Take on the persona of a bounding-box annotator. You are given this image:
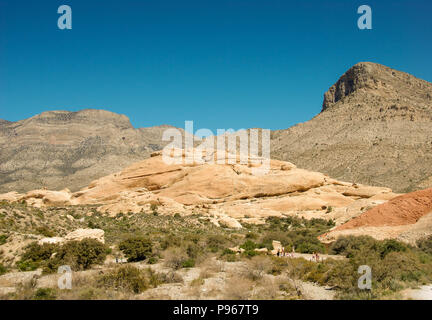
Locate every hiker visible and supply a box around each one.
[277,250,280,257]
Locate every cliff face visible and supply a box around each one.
[0,109,180,193]
[271,62,432,193]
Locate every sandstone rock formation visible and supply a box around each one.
[1,149,396,228]
[320,187,432,244]
[64,228,105,244]
[271,62,432,193]
[0,109,186,193]
[38,228,105,245]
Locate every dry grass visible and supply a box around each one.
[222,276,253,300]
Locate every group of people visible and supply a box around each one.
[311,252,321,262]
[276,247,295,258]
[275,247,322,263]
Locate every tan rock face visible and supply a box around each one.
[0,149,396,229]
[37,229,105,246]
[38,237,65,245]
[64,229,105,244]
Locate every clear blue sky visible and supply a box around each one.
[1,0,431,131]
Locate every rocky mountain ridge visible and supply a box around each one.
[0,109,183,193]
[271,62,432,193]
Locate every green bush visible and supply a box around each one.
[17,243,58,271]
[33,288,57,300]
[220,248,237,262]
[181,258,195,268]
[240,240,258,251]
[206,234,228,252]
[0,234,8,245]
[324,236,432,298]
[119,237,152,262]
[97,265,148,294]
[47,239,108,271]
[330,235,379,257]
[379,239,407,258]
[35,226,55,237]
[147,256,158,264]
[417,235,432,255]
[0,263,7,275]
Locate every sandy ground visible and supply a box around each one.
[402,285,432,300]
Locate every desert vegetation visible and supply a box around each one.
[1,200,432,300]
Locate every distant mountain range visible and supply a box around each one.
[1,62,431,193]
[0,109,183,193]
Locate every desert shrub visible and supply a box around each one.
[160,234,181,250]
[46,239,107,271]
[119,236,152,262]
[330,235,379,257]
[240,240,259,251]
[324,236,432,298]
[330,236,407,259]
[35,226,55,237]
[206,234,228,252]
[182,258,195,268]
[163,247,189,270]
[379,239,407,258]
[239,240,261,257]
[0,234,8,245]
[33,288,57,300]
[186,242,201,259]
[87,221,100,229]
[17,242,58,271]
[97,265,148,294]
[0,263,7,275]
[245,232,258,240]
[220,248,238,262]
[244,256,270,280]
[260,227,326,254]
[417,235,432,255]
[223,277,253,299]
[150,204,158,214]
[295,240,325,254]
[157,270,183,284]
[268,256,289,275]
[265,216,334,233]
[147,256,158,264]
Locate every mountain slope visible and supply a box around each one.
[0,109,183,193]
[271,62,432,193]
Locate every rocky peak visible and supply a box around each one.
[321,62,432,113]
